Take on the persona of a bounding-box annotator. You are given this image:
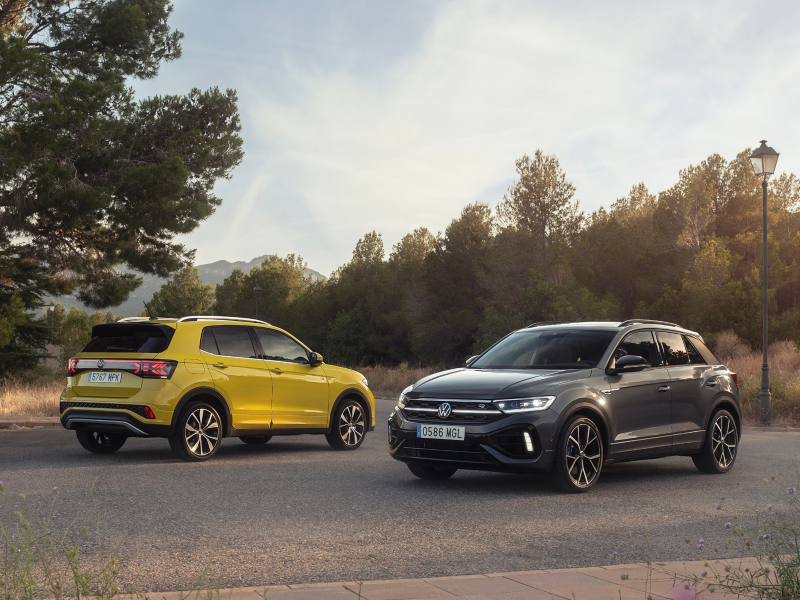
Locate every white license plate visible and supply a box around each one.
[87,372,122,384]
[417,424,465,441]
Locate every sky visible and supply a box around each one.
[134,0,800,276]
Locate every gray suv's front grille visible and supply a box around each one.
[402,399,505,424]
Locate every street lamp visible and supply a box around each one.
[253,285,262,320]
[749,140,780,425]
[47,301,55,329]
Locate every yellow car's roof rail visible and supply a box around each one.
[176,316,272,325]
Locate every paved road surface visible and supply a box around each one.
[1,399,798,592]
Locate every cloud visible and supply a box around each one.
[173,0,800,274]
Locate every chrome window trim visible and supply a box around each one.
[200,349,262,361]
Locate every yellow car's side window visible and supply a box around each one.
[253,329,308,363]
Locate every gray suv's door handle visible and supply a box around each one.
[657,385,670,392]
[706,379,718,387]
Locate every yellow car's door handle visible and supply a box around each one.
[213,362,228,369]
[270,367,283,374]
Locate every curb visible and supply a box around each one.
[743,425,800,433]
[117,559,757,600]
[0,416,60,429]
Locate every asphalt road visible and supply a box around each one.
[2,398,799,592]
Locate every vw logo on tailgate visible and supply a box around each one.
[97,359,105,368]
[437,403,452,418]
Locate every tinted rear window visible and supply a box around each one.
[209,326,258,358]
[686,337,719,365]
[83,324,173,353]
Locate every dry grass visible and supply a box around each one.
[715,332,800,426]
[0,376,62,417]
[360,363,437,399]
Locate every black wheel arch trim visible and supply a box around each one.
[704,395,742,434]
[331,388,373,432]
[552,400,612,456]
[171,387,234,437]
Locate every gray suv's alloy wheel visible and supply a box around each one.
[326,399,366,450]
[549,415,604,493]
[693,409,738,474]
[169,402,222,462]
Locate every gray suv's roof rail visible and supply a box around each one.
[618,319,681,328]
[177,316,272,325]
[525,321,568,328]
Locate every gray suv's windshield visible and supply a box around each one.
[471,329,617,369]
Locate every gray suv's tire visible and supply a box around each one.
[549,415,604,493]
[169,402,222,462]
[76,430,127,454]
[692,409,738,474]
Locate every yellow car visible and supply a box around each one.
[59,316,375,461]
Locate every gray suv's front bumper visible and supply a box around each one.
[388,407,556,473]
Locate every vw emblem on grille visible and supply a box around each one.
[97,359,105,368]
[437,403,452,418]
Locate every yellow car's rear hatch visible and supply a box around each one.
[70,322,177,399]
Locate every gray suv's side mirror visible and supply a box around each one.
[466,355,479,366]
[309,352,324,366]
[606,355,647,376]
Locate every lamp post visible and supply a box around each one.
[749,140,780,425]
[253,285,262,320]
[48,301,55,329]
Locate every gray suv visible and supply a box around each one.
[388,320,740,493]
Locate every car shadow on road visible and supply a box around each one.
[387,458,707,497]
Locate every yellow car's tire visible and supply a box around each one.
[76,430,126,454]
[169,402,222,462]
[325,399,367,450]
[239,435,272,445]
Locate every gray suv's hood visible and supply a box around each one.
[410,367,590,399]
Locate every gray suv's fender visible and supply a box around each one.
[541,380,613,457]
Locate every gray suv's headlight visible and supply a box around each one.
[398,385,413,409]
[493,396,556,413]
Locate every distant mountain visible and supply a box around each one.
[46,255,326,317]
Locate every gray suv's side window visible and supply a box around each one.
[253,328,308,363]
[614,330,660,367]
[209,326,259,359]
[685,336,718,365]
[682,336,706,365]
[657,332,689,365]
